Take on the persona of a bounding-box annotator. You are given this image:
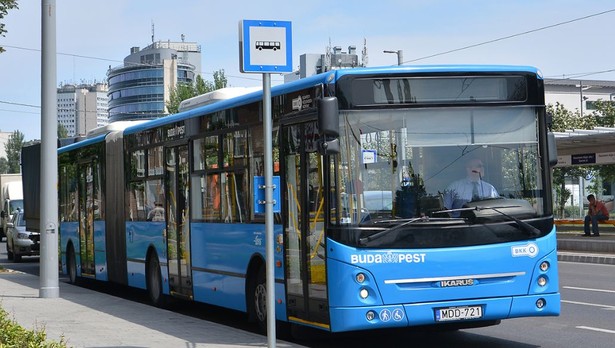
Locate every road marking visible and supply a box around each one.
[564,286,615,294]
[576,326,615,334]
[562,300,615,310]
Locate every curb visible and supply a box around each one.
[557,251,615,265]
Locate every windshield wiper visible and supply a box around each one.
[435,205,540,237]
[359,217,428,246]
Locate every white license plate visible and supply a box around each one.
[435,305,483,322]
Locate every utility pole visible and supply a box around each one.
[40,0,59,298]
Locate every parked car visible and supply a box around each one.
[5,210,40,262]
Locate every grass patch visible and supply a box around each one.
[0,305,68,347]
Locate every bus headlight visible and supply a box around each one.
[539,261,550,272]
[359,288,369,299]
[356,273,366,284]
[366,310,376,321]
[537,275,547,287]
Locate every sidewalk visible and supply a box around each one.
[556,228,615,265]
[0,271,302,348]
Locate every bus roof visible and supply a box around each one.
[123,71,334,136]
[58,133,107,154]
[178,87,262,112]
[85,120,149,139]
[122,64,542,136]
[334,64,542,79]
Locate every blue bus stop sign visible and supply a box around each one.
[239,19,292,73]
[253,176,281,213]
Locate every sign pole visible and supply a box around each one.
[239,20,291,347]
[262,72,276,347]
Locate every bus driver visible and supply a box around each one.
[444,158,499,216]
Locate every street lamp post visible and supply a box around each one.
[383,50,403,66]
[577,81,591,117]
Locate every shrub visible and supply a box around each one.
[0,305,67,347]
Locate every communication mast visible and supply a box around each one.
[362,38,368,67]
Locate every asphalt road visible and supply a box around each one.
[1,242,613,348]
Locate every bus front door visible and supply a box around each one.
[165,145,193,300]
[283,122,330,329]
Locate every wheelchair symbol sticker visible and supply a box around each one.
[392,308,405,321]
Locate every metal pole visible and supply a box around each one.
[580,81,584,117]
[40,0,59,298]
[262,73,276,347]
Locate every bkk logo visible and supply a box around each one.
[511,242,539,258]
[350,252,426,264]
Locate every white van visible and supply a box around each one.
[1,181,24,238]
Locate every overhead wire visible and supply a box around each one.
[402,8,615,65]
[1,8,615,112]
[0,44,279,83]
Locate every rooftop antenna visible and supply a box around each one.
[181,34,185,42]
[151,21,155,43]
[324,37,332,71]
[362,38,368,67]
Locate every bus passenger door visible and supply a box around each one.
[77,161,98,278]
[283,122,330,329]
[165,145,193,299]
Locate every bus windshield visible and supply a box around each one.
[333,105,546,247]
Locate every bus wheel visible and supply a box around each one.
[147,252,165,307]
[250,265,267,333]
[67,244,77,284]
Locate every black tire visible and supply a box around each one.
[146,252,166,307]
[6,241,13,260]
[249,265,267,333]
[13,247,21,263]
[67,244,77,284]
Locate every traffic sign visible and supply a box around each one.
[239,19,292,73]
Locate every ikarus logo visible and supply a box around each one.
[511,242,539,258]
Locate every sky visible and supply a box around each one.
[1,0,615,141]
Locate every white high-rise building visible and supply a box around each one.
[57,83,109,137]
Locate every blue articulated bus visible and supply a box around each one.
[58,65,560,333]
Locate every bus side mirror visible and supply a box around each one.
[318,97,339,155]
[318,97,339,137]
[547,132,558,167]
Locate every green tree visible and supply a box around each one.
[0,157,8,174]
[585,100,615,184]
[195,75,211,95]
[58,124,68,139]
[547,99,615,216]
[0,0,18,54]
[547,102,595,131]
[547,102,595,217]
[589,99,615,127]
[166,70,228,114]
[4,130,24,173]
[167,83,198,114]
[213,69,228,90]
